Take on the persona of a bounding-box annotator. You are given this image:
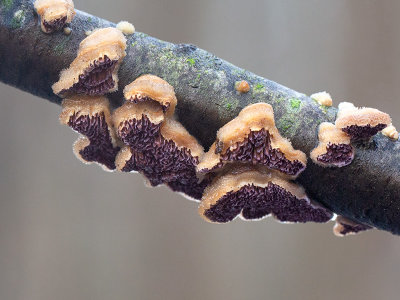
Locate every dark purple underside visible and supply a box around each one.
[342,124,387,141]
[338,221,372,236]
[204,183,332,223]
[216,129,305,176]
[118,115,207,200]
[317,143,354,167]
[61,56,117,96]
[68,112,120,170]
[43,16,67,32]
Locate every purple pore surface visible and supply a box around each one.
[43,16,68,32]
[342,124,387,141]
[68,112,120,170]
[117,115,206,200]
[203,183,332,223]
[219,129,305,176]
[61,56,118,96]
[317,143,354,167]
[337,219,372,236]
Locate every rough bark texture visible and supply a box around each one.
[1,0,400,235]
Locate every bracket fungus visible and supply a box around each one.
[116,21,135,35]
[235,80,250,94]
[333,216,372,237]
[59,96,120,171]
[197,103,307,178]
[123,75,177,116]
[199,166,333,223]
[310,91,333,107]
[382,124,399,140]
[197,103,332,224]
[34,0,75,33]
[52,27,127,97]
[335,102,391,141]
[113,76,206,200]
[310,122,354,168]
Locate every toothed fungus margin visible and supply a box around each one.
[34,0,75,33]
[52,27,127,97]
[59,95,121,171]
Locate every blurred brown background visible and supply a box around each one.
[1,0,400,299]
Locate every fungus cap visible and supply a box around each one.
[116,21,135,35]
[382,124,399,140]
[197,103,307,178]
[34,0,75,33]
[199,166,333,223]
[123,75,178,116]
[310,91,333,107]
[310,122,354,168]
[333,216,372,237]
[235,80,250,94]
[60,96,120,171]
[335,102,391,141]
[52,27,127,97]
[113,101,206,200]
[113,101,165,129]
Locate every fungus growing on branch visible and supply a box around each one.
[52,27,127,97]
[116,21,135,35]
[123,75,177,116]
[310,122,354,168]
[199,166,333,223]
[235,80,250,94]
[113,102,165,152]
[335,102,391,141]
[34,0,75,33]
[113,88,207,200]
[310,91,333,107]
[197,103,307,178]
[59,96,120,171]
[382,124,399,140]
[333,216,372,237]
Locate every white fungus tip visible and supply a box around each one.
[63,27,72,35]
[382,124,399,140]
[116,21,135,35]
[310,91,333,107]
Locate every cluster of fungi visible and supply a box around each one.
[34,0,399,237]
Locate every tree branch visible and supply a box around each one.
[1,0,400,235]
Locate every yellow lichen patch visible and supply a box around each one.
[310,122,354,168]
[123,75,177,116]
[382,124,399,140]
[116,21,135,35]
[34,0,75,33]
[310,91,332,107]
[52,27,127,97]
[197,103,307,178]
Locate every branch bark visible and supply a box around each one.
[1,0,400,235]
